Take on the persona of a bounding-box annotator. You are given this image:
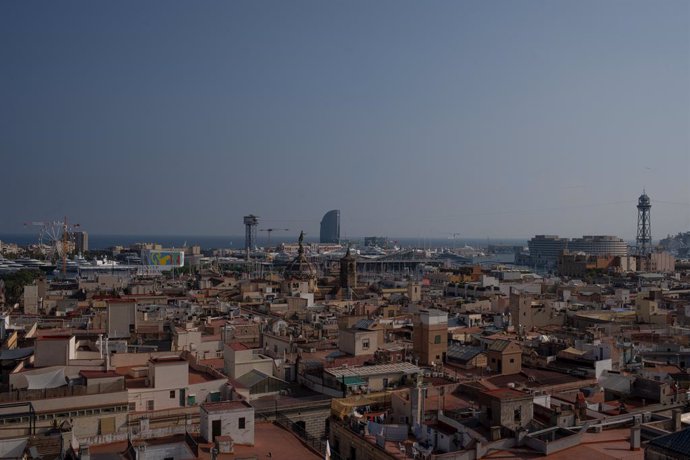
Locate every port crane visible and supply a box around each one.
[259,228,289,248]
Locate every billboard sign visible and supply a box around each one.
[142,250,184,268]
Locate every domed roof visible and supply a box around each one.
[638,191,651,206]
[284,231,316,279]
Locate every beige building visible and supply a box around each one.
[325,362,420,395]
[509,291,565,332]
[223,343,273,379]
[33,335,76,368]
[107,300,136,338]
[112,354,227,412]
[407,282,422,302]
[486,339,522,375]
[413,309,448,366]
[200,400,255,445]
[338,328,378,356]
[479,388,534,431]
[646,252,675,273]
[22,284,39,314]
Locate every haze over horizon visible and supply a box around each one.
[2,1,689,240]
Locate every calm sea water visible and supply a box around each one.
[0,233,527,251]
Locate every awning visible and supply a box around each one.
[0,347,34,360]
[343,376,366,386]
[25,368,66,390]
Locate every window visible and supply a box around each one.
[434,335,441,344]
[170,390,175,398]
[362,339,370,350]
[99,417,116,435]
[128,403,136,411]
[514,408,522,422]
[509,358,515,363]
[239,417,246,429]
[147,400,154,411]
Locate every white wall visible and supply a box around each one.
[135,442,195,460]
[201,407,254,445]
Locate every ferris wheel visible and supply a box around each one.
[25,218,80,268]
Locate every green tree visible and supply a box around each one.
[1,269,42,306]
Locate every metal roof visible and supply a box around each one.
[353,318,376,330]
[235,369,287,388]
[447,345,484,362]
[0,347,33,360]
[648,427,690,456]
[327,362,420,379]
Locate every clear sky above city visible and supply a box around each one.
[2,1,689,240]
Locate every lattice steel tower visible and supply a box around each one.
[636,191,651,256]
[243,215,259,259]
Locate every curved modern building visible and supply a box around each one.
[568,235,628,256]
[320,210,340,244]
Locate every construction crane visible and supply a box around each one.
[259,228,289,248]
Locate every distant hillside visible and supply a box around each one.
[659,232,690,255]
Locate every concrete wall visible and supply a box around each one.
[33,336,75,368]
[288,406,331,439]
[127,366,224,411]
[481,397,533,431]
[108,302,136,338]
[523,429,583,456]
[339,329,377,356]
[0,392,128,440]
[134,442,195,460]
[224,346,273,379]
[173,330,202,351]
[330,421,400,460]
[111,351,178,367]
[263,334,293,358]
[23,285,39,314]
[200,407,254,445]
[150,360,188,389]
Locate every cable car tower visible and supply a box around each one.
[636,191,652,256]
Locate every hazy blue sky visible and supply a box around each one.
[2,1,689,240]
